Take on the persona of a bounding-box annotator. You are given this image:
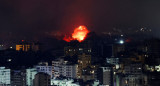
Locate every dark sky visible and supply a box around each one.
[0,0,160,40]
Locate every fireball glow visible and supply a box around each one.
[63,25,89,42]
[72,26,89,42]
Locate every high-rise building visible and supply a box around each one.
[146,39,160,58]
[77,53,91,78]
[52,58,65,77]
[0,67,11,86]
[97,66,113,86]
[59,64,78,79]
[52,58,78,78]
[11,70,26,86]
[33,72,50,86]
[64,41,92,56]
[145,39,160,65]
[26,68,37,86]
[120,63,143,86]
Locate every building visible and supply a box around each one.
[51,78,80,86]
[145,39,160,58]
[97,66,113,86]
[142,39,160,67]
[106,58,120,69]
[81,66,96,82]
[77,53,91,78]
[52,58,78,78]
[26,68,37,86]
[59,64,77,78]
[121,75,143,86]
[11,70,26,86]
[64,46,91,56]
[33,72,50,86]
[52,58,64,77]
[64,46,77,56]
[92,80,100,86]
[0,67,11,86]
[64,41,92,56]
[106,58,119,65]
[124,63,142,75]
[35,65,52,78]
[121,63,143,86]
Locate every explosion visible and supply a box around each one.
[63,25,89,42]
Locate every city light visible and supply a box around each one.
[119,40,124,44]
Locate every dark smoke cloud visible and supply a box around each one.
[0,0,160,40]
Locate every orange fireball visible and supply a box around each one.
[72,26,89,42]
[63,25,89,42]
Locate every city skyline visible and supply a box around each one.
[1,0,160,86]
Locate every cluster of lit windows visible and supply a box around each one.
[0,67,11,85]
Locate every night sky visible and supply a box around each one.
[0,0,160,40]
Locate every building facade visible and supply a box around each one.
[26,68,37,86]
[0,67,11,86]
[33,72,50,86]
[97,67,113,86]
[77,53,91,78]
[11,70,26,86]
[35,66,52,78]
[52,58,78,78]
